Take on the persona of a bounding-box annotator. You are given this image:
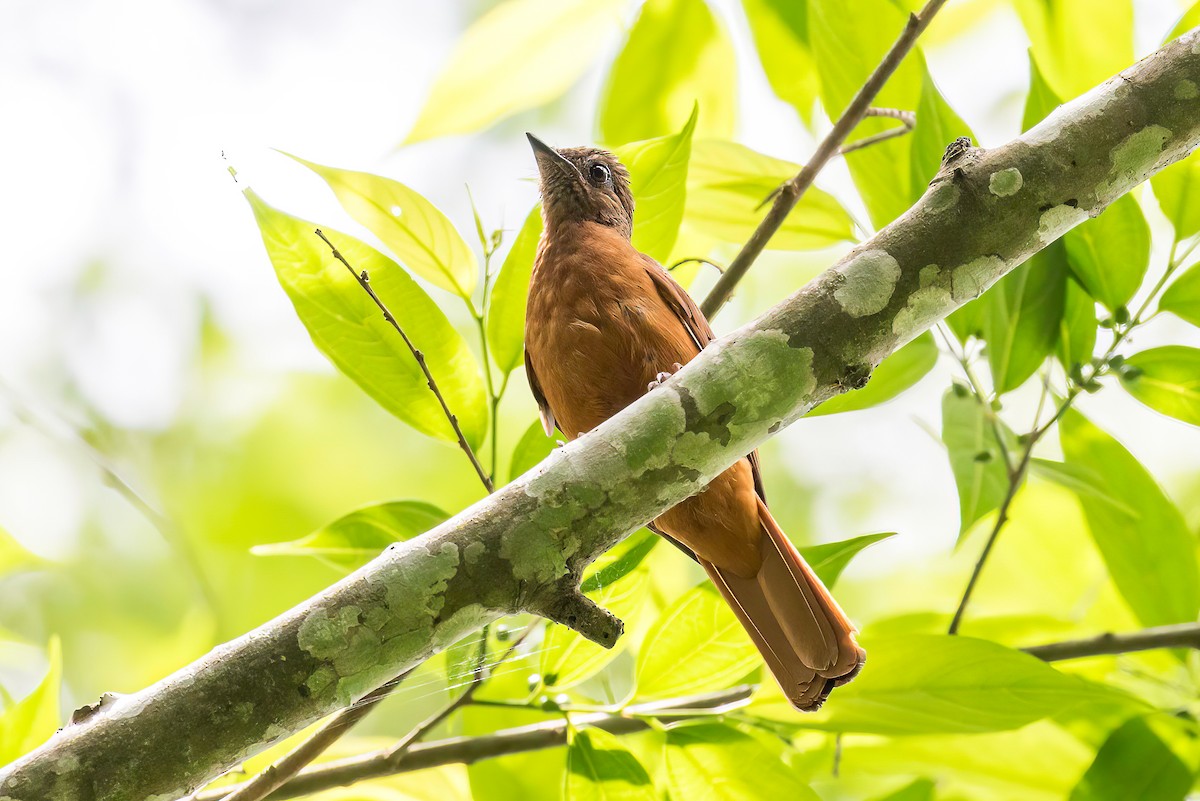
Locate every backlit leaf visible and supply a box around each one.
[1056,274,1099,371]
[942,387,1012,540]
[1069,717,1190,801]
[509,418,557,482]
[1160,262,1200,328]
[0,638,61,764]
[799,532,896,588]
[598,0,736,145]
[1063,192,1150,313]
[405,0,626,143]
[487,207,543,378]
[663,724,820,801]
[0,526,43,577]
[910,58,975,201]
[617,105,697,262]
[1152,151,1200,241]
[566,728,656,801]
[250,500,449,571]
[245,191,489,447]
[287,154,477,297]
[1120,346,1200,425]
[808,333,937,416]
[983,253,1066,394]
[743,0,820,124]
[1013,0,1134,99]
[1060,409,1200,627]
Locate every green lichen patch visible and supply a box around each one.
[951,255,1006,302]
[501,518,581,584]
[925,181,960,213]
[1176,80,1199,100]
[1038,204,1088,243]
[988,168,1023,197]
[833,249,902,317]
[919,265,941,288]
[892,286,954,341]
[1097,125,1172,196]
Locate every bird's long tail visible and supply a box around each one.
[701,497,865,710]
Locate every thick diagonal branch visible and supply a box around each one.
[4,28,1200,801]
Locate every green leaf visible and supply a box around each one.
[1152,152,1200,241]
[1167,1,1200,42]
[250,500,448,571]
[1029,459,1139,518]
[1057,274,1098,371]
[679,140,854,253]
[941,387,1012,540]
[404,0,626,143]
[808,333,937,416]
[742,0,820,124]
[0,526,42,576]
[542,545,650,689]
[581,530,659,594]
[598,0,736,145]
[0,638,61,764]
[508,418,557,482]
[799,532,896,588]
[909,58,975,202]
[872,779,935,801]
[1023,52,1064,131]
[1120,346,1200,425]
[1160,261,1200,327]
[565,728,656,801]
[616,106,697,262]
[636,584,759,700]
[810,0,920,228]
[663,724,820,801]
[286,154,477,297]
[803,634,1125,735]
[1013,0,1134,99]
[1069,717,1191,801]
[1063,192,1150,313]
[1060,409,1200,627]
[245,191,488,447]
[487,208,543,378]
[982,252,1067,394]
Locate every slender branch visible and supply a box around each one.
[315,229,494,493]
[700,0,949,319]
[1022,623,1200,662]
[837,107,916,156]
[193,687,754,801]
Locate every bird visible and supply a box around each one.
[522,134,865,710]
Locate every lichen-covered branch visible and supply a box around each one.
[4,29,1200,801]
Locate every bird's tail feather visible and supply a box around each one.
[702,497,864,711]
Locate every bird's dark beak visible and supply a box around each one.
[527,133,581,182]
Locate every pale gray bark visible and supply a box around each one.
[3,28,1200,801]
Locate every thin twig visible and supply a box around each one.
[194,687,754,801]
[1022,622,1200,661]
[700,0,950,319]
[837,107,916,155]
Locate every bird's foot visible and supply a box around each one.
[647,363,684,392]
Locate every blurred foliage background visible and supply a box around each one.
[5,0,1200,799]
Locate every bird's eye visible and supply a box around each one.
[587,162,610,184]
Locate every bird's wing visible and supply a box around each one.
[641,256,767,504]
[524,348,557,437]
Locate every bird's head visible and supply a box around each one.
[527,134,634,238]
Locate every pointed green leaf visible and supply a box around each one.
[799,532,896,588]
[616,106,697,262]
[743,0,820,124]
[250,500,449,571]
[1160,261,1200,327]
[679,140,854,252]
[1063,194,1150,313]
[1152,152,1200,241]
[286,154,477,297]
[635,584,759,700]
[1029,459,1139,518]
[598,0,736,145]
[1024,52,1064,132]
[0,638,61,764]
[0,527,43,577]
[486,207,543,378]
[1013,0,1133,99]
[664,724,820,801]
[566,728,656,801]
[810,0,920,228]
[405,0,626,143]
[1057,274,1099,371]
[910,58,976,201]
[802,634,1127,735]
[983,253,1067,395]
[581,530,659,594]
[1060,409,1200,626]
[941,387,1012,539]
[1069,717,1191,801]
[245,190,488,446]
[808,333,937,416]
[872,780,935,801]
[1167,2,1200,43]
[508,418,557,482]
[1120,346,1200,425]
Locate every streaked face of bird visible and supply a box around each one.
[527,134,635,238]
